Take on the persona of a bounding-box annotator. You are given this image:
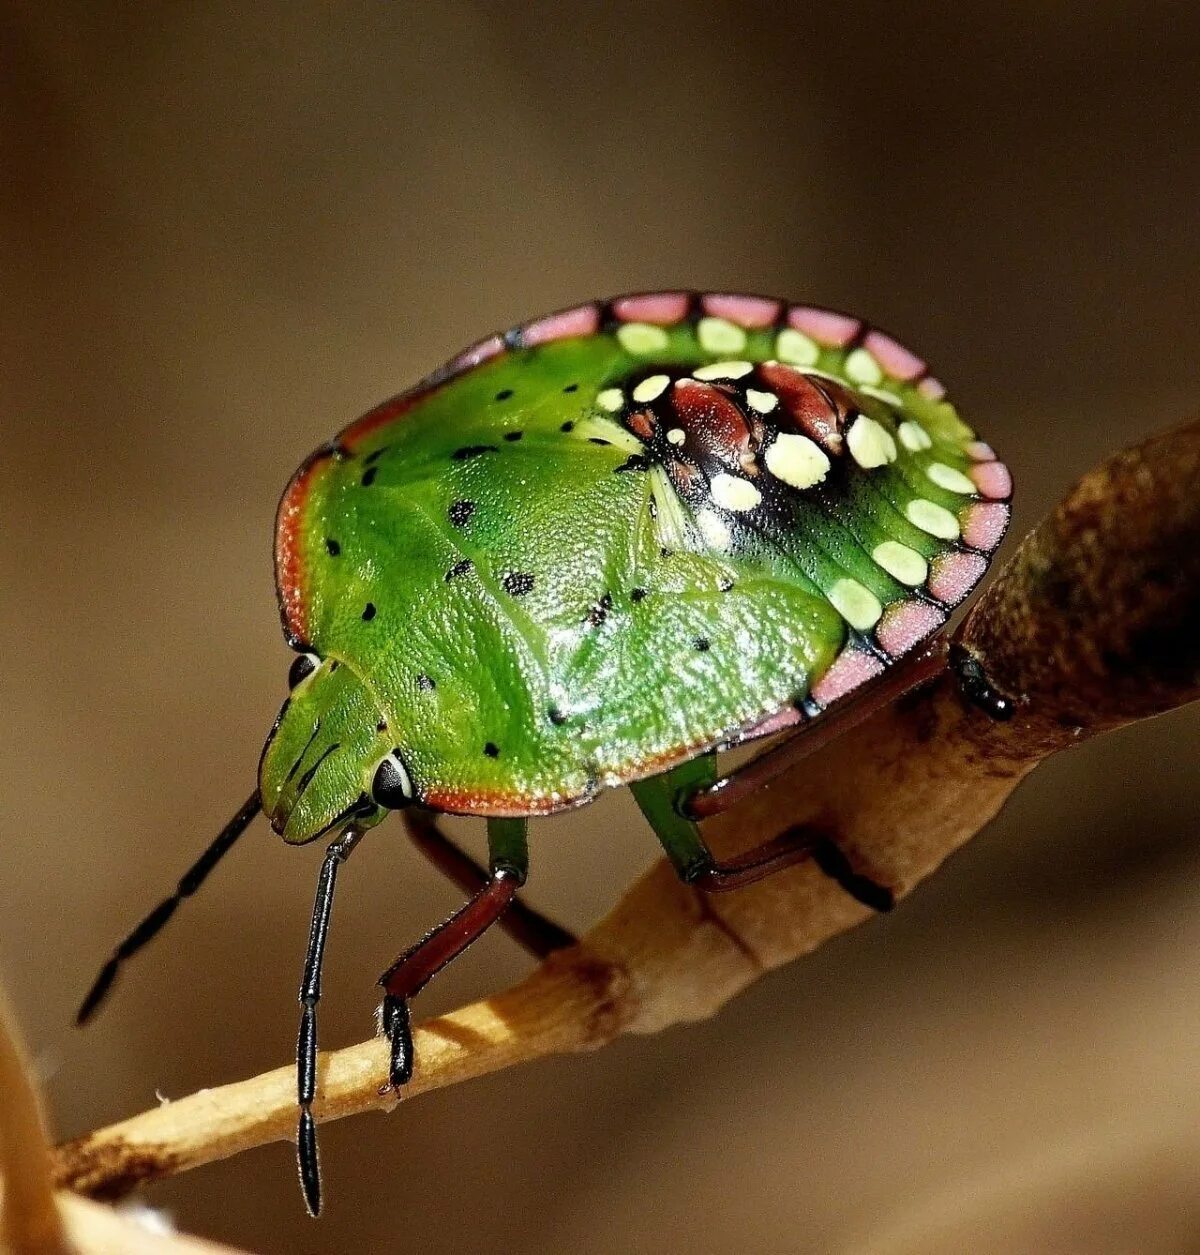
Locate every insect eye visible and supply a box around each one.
[288,652,320,688]
[371,750,414,810]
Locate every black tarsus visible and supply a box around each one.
[76,790,262,1025]
[295,823,366,1218]
[949,642,1016,721]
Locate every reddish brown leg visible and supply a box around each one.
[378,816,529,1090]
[403,810,575,958]
[686,638,948,820]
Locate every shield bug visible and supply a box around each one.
[78,291,1014,1214]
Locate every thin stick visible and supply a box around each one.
[0,986,68,1254]
[52,418,1200,1201]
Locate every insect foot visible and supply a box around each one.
[949,642,1017,722]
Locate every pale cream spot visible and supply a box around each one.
[906,498,961,540]
[666,427,686,446]
[617,322,670,354]
[597,388,625,413]
[710,472,762,512]
[926,461,977,494]
[692,359,753,381]
[775,328,819,366]
[898,420,933,451]
[872,540,928,586]
[844,347,883,385]
[697,317,747,354]
[846,416,898,468]
[745,388,779,414]
[631,374,670,403]
[764,433,830,490]
[828,578,883,631]
[860,384,905,407]
[696,508,732,551]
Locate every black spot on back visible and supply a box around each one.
[502,571,535,597]
[448,499,475,527]
[446,558,473,581]
[563,383,579,393]
[325,538,341,556]
[586,591,614,627]
[504,430,523,442]
[416,674,436,691]
[483,742,500,758]
[452,444,499,461]
[588,437,612,446]
[614,454,651,474]
[494,389,514,401]
[548,706,568,725]
[362,603,377,621]
[560,421,575,433]
[361,467,378,487]
[364,447,390,465]
[694,637,710,651]
[630,587,647,602]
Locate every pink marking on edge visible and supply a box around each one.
[810,648,885,708]
[742,705,804,741]
[611,292,690,325]
[863,330,926,381]
[969,460,1013,501]
[961,501,1010,552]
[701,293,781,328]
[875,600,946,659]
[927,552,987,607]
[521,304,600,346]
[787,306,860,347]
[918,377,946,401]
[446,334,505,375]
[965,440,995,461]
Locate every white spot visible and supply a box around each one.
[764,433,830,490]
[926,461,977,494]
[898,420,932,451]
[846,416,898,468]
[906,498,961,539]
[775,328,819,366]
[710,473,762,512]
[597,388,625,412]
[697,317,747,354]
[872,540,928,586]
[696,508,732,551]
[632,374,670,403]
[844,347,883,385]
[829,578,883,631]
[860,384,905,407]
[666,427,686,445]
[692,359,753,381]
[745,388,779,414]
[617,322,669,354]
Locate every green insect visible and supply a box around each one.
[78,291,1014,1214]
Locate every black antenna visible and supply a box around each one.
[76,790,262,1025]
[296,823,365,1217]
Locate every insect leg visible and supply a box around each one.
[76,790,262,1024]
[378,817,528,1091]
[948,641,1016,721]
[403,810,575,958]
[296,822,367,1218]
[685,639,947,820]
[631,760,893,911]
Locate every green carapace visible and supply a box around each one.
[79,291,1013,1215]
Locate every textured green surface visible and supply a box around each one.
[260,308,998,838]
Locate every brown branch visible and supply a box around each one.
[0,983,250,1253]
[53,418,1200,1201]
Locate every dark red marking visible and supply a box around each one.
[669,379,753,469]
[756,362,854,453]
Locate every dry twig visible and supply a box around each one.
[53,419,1200,1202]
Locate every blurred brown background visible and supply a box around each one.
[2,3,1199,1252]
